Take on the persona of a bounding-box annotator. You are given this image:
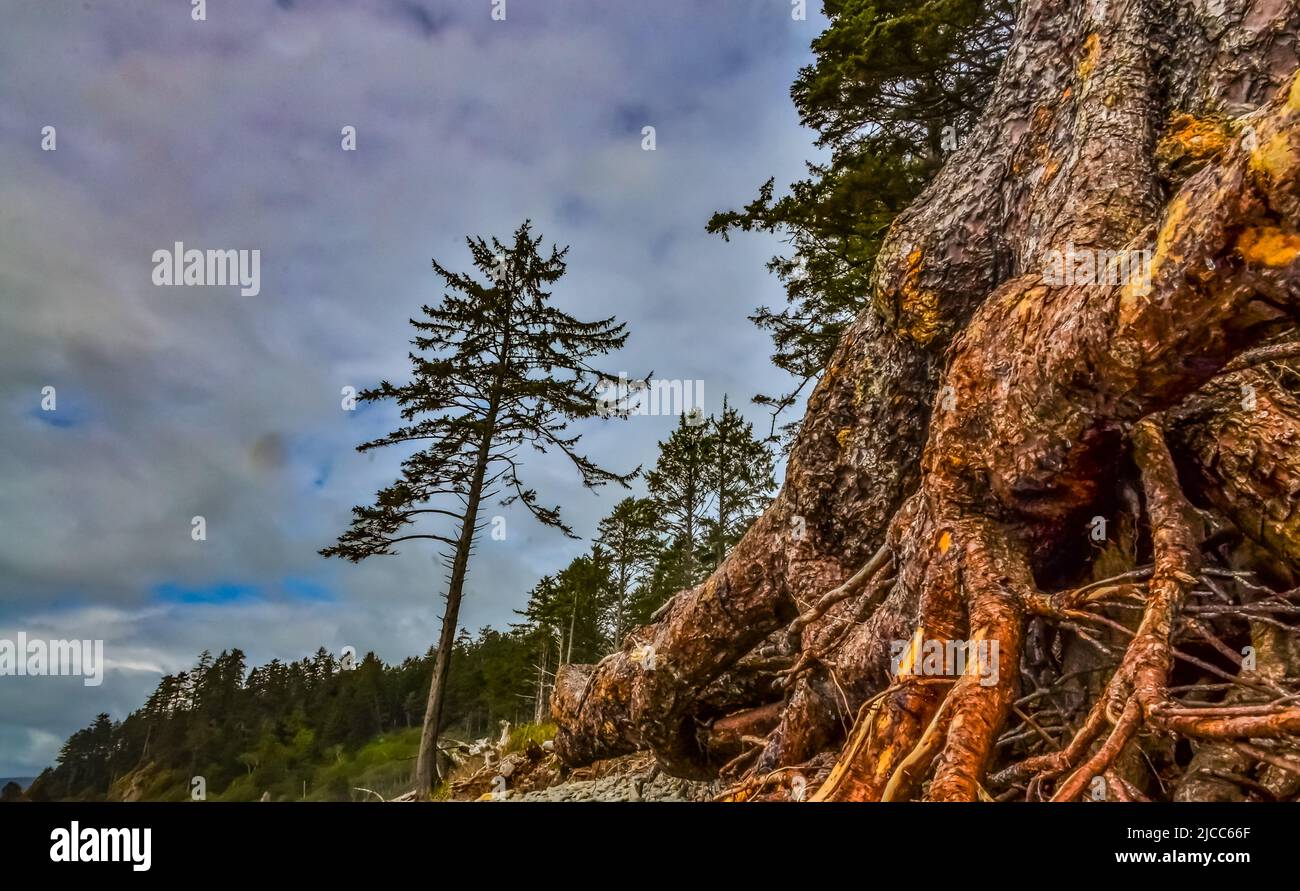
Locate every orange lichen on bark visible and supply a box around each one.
[1156,113,1231,168]
[1126,191,1191,305]
[1237,226,1300,267]
[897,249,943,345]
[1013,105,1058,177]
[1077,33,1100,81]
[1013,286,1046,326]
[820,357,843,389]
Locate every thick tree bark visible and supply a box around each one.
[1170,366,1300,578]
[553,0,1300,800]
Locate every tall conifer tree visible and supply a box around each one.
[703,396,775,567]
[322,221,634,794]
[645,413,710,588]
[594,496,661,644]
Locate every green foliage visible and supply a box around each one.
[625,537,695,627]
[505,722,556,754]
[29,641,533,802]
[646,414,712,587]
[595,496,661,641]
[703,396,776,568]
[516,553,617,667]
[322,219,636,563]
[708,0,1014,437]
[643,403,775,590]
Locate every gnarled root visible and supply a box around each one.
[552,52,1300,798]
[1009,419,1300,801]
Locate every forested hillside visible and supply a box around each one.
[28,401,774,801]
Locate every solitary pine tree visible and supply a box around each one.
[702,396,774,568]
[322,221,634,795]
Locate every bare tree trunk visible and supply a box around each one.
[566,595,577,665]
[533,634,549,725]
[553,0,1300,801]
[413,424,493,793]
[413,315,514,791]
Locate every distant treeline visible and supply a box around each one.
[28,636,546,801]
[31,400,775,801]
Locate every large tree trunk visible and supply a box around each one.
[554,0,1300,800]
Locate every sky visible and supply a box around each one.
[0,0,826,777]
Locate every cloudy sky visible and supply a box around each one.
[0,0,825,777]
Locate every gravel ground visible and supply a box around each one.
[510,768,717,802]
